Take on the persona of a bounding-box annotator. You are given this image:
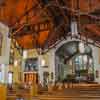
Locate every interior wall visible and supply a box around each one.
[0,23,10,64]
[22,49,55,85]
[21,39,100,84]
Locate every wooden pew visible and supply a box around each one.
[7,83,38,100]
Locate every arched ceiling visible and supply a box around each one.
[0,0,100,49]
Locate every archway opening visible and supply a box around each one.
[55,41,94,83]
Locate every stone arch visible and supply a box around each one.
[54,38,81,53]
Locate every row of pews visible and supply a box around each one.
[7,83,38,100]
[5,83,100,100]
[38,83,100,100]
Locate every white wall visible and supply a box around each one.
[91,46,100,83]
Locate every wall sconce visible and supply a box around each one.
[14,60,18,66]
[41,59,46,66]
[23,50,27,59]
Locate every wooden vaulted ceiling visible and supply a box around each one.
[0,0,100,49]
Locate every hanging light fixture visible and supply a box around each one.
[71,20,78,37]
[78,42,85,53]
[70,0,79,38]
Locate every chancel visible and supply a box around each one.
[0,0,100,100]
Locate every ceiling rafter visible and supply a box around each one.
[0,0,100,49]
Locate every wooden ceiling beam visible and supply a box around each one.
[12,20,51,38]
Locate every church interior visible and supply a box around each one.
[0,0,100,100]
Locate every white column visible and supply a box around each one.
[38,55,43,85]
[49,49,55,83]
